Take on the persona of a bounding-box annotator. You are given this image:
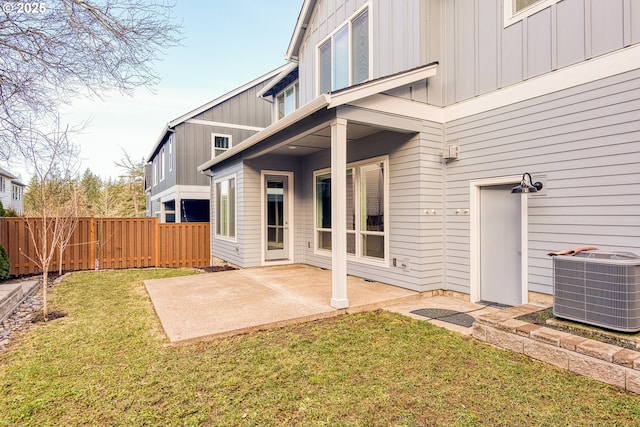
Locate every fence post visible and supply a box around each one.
[154,218,160,268]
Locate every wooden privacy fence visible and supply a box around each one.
[0,217,210,276]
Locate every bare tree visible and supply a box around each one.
[115,148,146,217]
[20,117,81,320]
[0,0,181,160]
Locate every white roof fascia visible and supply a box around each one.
[197,94,330,172]
[146,124,171,163]
[198,63,440,172]
[328,63,438,109]
[169,65,288,127]
[285,0,316,61]
[256,62,299,99]
[146,65,290,163]
[0,166,17,180]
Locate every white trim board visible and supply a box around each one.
[149,185,210,203]
[187,119,265,133]
[438,44,640,124]
[260,170,295,266]
[469,176,529,305]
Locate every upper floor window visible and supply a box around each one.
[153,160,157,186]
[168,134,173,172]
[0,177,4,192]
[212,134,232,158]
[504,0,559,27]
[277,82,299,120]
[318,7,370,94]
[12,185,22,200]
[159,147,165,182]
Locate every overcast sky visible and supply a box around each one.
[28,0,303,181]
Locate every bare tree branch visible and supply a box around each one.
[21,116,82,320]
[0,0,181,160]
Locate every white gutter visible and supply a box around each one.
[197,94,330,172]
[145,65,289,163]
[328,63,438,109]
[256,62,298,100]
[198,63,440,172]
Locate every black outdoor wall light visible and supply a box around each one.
[511,173,544,194]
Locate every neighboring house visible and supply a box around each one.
[145,65,288,222]
[198,0,640,309]
[0,166,24,215]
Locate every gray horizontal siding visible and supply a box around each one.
[298,126,444,292]
[241,155,305,267]
[444,68,640,296]
[210,162,243,266]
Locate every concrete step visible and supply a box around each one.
[0,280,39,322]
[0,284,24,322]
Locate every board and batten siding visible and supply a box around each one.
[443,68,640,296]
[296,0,423,107]
[440,0,640,105]
[175,82,272,187]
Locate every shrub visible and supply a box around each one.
[0,244,10,280]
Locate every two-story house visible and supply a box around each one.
[198,0,640,309]
[0,166,24,215]
[146,65,288,222]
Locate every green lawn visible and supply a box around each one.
[1,269,639,426]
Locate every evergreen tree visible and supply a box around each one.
[0,244,9,280]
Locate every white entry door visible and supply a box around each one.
[265,174,290,261]
[479,184,521,306]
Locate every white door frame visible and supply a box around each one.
[261,170,294,265]
[469,175,529,305]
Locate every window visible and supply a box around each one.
[314,157,387,262]
[153,159,158,186]
[215,175,236,239]
[514,0,541,12]
[0,177,4,192]
[12,185,21,200]
[318,8,369,94]
[159,147,165,181]
[212,134,231,158]
[163,201,176,223]
[504,0,559,27]
[277,82,299,120]
[168,135,173,172]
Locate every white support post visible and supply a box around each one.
[330,118,349,309]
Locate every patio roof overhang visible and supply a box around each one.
[197,62,438,173]
[198,62,438,310]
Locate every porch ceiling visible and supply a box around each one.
[268,122,380,157]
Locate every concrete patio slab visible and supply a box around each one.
[145,264,420,343]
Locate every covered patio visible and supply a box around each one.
[197,63,440,309]
[145,264,500,344]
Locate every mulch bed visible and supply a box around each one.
[200,265,237,273]
[517,307,639,350]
